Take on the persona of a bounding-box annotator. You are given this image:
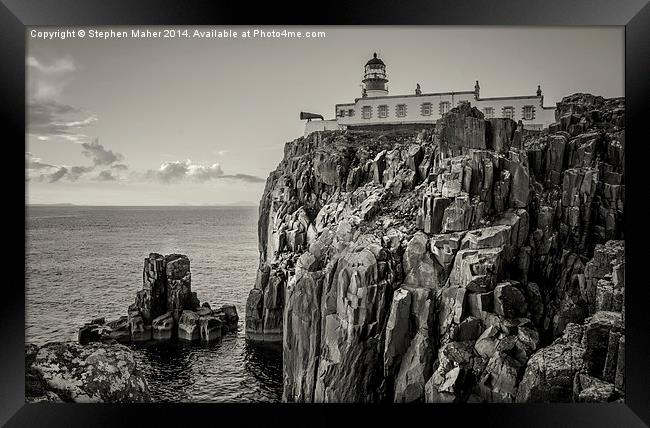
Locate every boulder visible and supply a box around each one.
[26,342,151,403]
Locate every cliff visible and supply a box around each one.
[245,94,625,403]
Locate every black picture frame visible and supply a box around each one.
[2,0,649,426]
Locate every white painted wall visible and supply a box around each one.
[304,119,342,136]
[332,92,557,130]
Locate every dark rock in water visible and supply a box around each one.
[217,304,239,333]
[152,311,175,341]
[80,252,238,347]
[78,323,103,345]
[105,316,131,343]
[129,312,152,342]
[178,310,201,341]
[165,254,193,321]
[25,342,151,403]
[200,315,223,343]
[141,253,167,323]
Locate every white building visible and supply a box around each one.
[305,53,557,135]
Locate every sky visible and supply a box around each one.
[26,26,624,206]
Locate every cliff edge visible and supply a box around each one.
[245,94,625,403]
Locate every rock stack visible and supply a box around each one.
[79,253,239,345]
[245,93,625,403]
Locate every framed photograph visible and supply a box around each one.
[2,0,649,426]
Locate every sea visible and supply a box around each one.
[25,205,283,402]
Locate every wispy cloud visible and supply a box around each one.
[27,55,98,143]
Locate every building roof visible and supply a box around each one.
[365,52,385,66]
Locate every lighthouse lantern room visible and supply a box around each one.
[362,53,389,97]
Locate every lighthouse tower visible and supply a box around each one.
[362,52,389,97]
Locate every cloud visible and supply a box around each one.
[47,167,69,183]
[27,56,98,143]
[27,56,77,101]
[96,170,117,181]
[27,56,76,74]
[111,163,129,170]
[26,152,94,183]
[220,174,265,183]
[25,152,56,170]
[81,139,123,165]
[28,99,97,142]
[146,160,223,183]
[145,159,264,184]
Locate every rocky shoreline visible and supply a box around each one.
[245,93,625,403]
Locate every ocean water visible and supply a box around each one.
[25,205,283,402]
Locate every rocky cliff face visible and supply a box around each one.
[245,94,625,403]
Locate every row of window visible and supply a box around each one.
[340,103,536,120]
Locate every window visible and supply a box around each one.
[439,101,451,115]
[483,107,494,119]
[396,104,407,117]
[348,109,355,117]
[362,106,372,119]
[502,106,514,119]
[378,105,388,118]
[421,102,432,116]
[523,105,535,120]
[338,109,346,117]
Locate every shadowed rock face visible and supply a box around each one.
[246,94,625,403]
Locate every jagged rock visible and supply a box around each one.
[573,374,621,402]
[442,194,473,232]
[475,325,500,358]
[105,317,130,343]
[478,353,521,402]
[140,253,167,323]
[152,312,174,341]
[393,287,436,402]
[217,304,239,333]
[437,103,486,152]
[283,271,324,402]
[165,254,192,320]
[178,310,201,341]
[128,312,151,342]
[199,315,223,343]
[313,240,392,402]
[516,342,585,402]
[580,311,623,377]
[402,232,447,289]
[384,288,412,379]
[425,340,481,403]
[417,195,452,234]
[429,232,464,270]
[450,247,503,292]
[467,291,493,318]
[26,342,151,403]
[493,282,527,318]
[487,118,517,154]
[244,94,625,403]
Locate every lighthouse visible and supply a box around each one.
[362,52,389,97]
